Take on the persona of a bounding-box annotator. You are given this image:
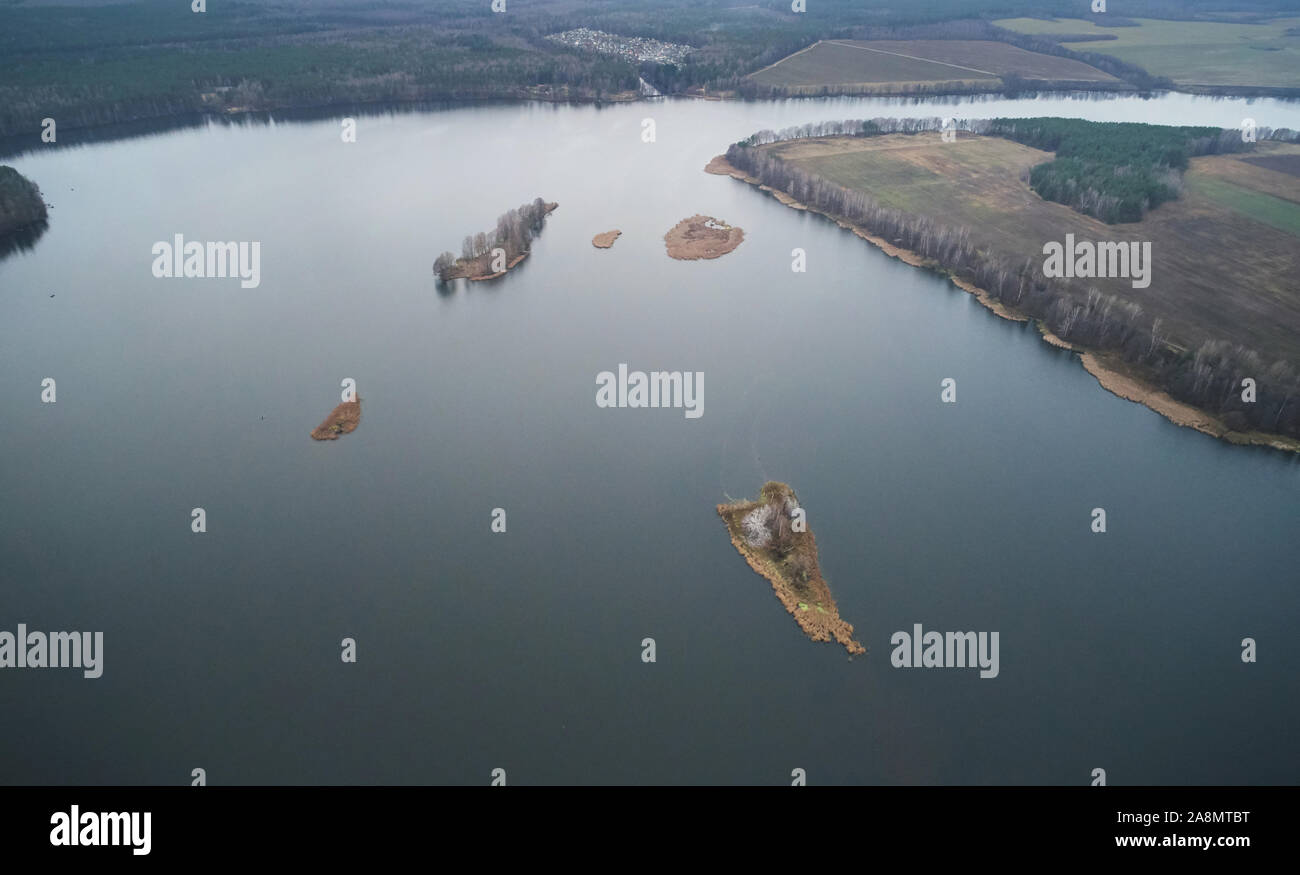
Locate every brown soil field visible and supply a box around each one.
[664,214,744,260]
[717,482,864,656]
[748,38,1119,92]
[835,39,1120,81]
[1198,143,1300,202]
[1242,153,1300,179]
[311,399,361,441]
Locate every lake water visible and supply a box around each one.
[2,92,1298,785]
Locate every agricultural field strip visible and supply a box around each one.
[749,40,823,77]
[749,38,1118,88]
[823,40,999,77]
[992,16,1300,87]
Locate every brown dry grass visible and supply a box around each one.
[664,214,745,260]
[592,229,622,248]
[310,399,361,441]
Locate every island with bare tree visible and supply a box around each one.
[718,481,864,655]
[433,198,557,282]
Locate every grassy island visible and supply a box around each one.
[664,214,744,260]
[0,167,48,238]
[718,481,864,656]
[592,229,622,248]
[310,399,361,441]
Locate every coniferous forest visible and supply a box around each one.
[984,118,1246,223]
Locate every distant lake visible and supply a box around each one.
[2,91,1298,785]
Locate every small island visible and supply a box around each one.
[717,481,864,655]
[310,398,361,441]
[592,229,622,248]
[0,166,48,238]
[664,214,744,260]
[433,198,557,282]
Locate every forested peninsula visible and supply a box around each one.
[434,198,557,282]
[715,117,1300,450]
[0,166,47,237]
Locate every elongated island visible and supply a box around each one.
[718,481,864,655]
[433,198,557,282]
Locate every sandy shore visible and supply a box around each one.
[465,251,529,282]
[311,399,361,441]
[708,154,1300,453]
[592,229,622,248]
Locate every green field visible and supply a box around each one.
[1185,175,1300,235]
[994,16,1300,87]
[748,39,1117,92]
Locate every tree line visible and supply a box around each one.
[724,130,1300,440]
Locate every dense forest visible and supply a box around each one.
[743,116,1274,223]
[434,197,555,282]
[983,119,1249,223]
[3,0,1297,139]
[724,120,1300,440]
[0,166,48,237]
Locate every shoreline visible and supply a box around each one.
[8,80,1290,151]
[464,251,530,282]
[706,153,1300,454]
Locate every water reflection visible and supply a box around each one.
[0,219,48,262]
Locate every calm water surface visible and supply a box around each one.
[1,92,1297,784]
